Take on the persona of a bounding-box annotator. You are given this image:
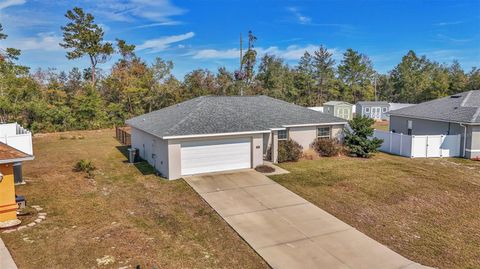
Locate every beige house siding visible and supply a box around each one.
[286,124,345,151]
[287,126,317,149]
[466,125,480,159]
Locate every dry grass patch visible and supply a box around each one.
[272,153,480,269]
[373,121,389,131]
[1,129,267,269]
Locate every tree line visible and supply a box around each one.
[0,7,478,133]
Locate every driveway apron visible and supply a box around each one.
[184,170,432,269]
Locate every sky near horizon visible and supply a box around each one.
[0,0,479,79]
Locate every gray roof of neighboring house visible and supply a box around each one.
[127,95,347,138]
[389,103,415,111]
[324,101,352,106]
[356,101,390,106]
[389,90,480,124]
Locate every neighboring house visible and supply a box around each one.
[127,95,347,180]
[308,106,324,113]
[356,101,390,120]
[389,103,415,112]
[323,101,353,120]
[0,142,34,226]
[0,123,34,184]
[389,90,480,159]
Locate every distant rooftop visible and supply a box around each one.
[356,101,390,106]
[324,101,352,106]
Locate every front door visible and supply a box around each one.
[371,107,381,119]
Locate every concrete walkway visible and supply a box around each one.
[0,237,17,269]
[185,170,433,269]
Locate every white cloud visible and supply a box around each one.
[96,0,186,25]
[2,32,63,51]
[192,45,340,61]
[434,21,463,27]
[287,7,312,25]
[0,0,25,10]
[192,48,239,59]
[137,32,195,53]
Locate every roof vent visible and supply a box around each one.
[450,95,461,98]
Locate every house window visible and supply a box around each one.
[317,127,331,139]
[382,107,388,113]
[278,130,288,140]
[407,120,413,135]
[365,107,370,113]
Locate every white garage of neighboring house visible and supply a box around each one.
[127,95,347,180]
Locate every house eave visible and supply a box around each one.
[162,130,271,140]
[281,122,348,128]
[389,114,479,125]
[0,156,35,164]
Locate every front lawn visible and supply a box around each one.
[272,153,480,269]
[1,129,267,268]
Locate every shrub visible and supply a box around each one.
[344,116,383,158]
[278,139,303,162]
[74,159,96,178]
[311,138,342,157]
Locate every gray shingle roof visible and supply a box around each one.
[356,101,390,106]
[127,95,347,138]
[389,90,480,124]
[324,101,352,106]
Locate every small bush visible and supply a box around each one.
[311,138,342,157]
[278,139,303,163]
[74,159,96,178]
[255,165,275,173]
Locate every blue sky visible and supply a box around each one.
[1,0,479,78]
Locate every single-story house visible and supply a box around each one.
[127,95,347,180]
[0,142,34,227]
[389,90,480,159]
[323,101,353,120]
[356,101,390,120]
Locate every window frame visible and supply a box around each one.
[365,107,371,113]
[382,107,388,113]
[278,129,288,141]
[317,127,331,139]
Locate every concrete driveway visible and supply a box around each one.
[185,170,432,269]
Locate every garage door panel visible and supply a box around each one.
[181,138,251,175]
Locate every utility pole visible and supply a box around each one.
[239,32,244,96]
[239,33,243,71]
[374,75,377,101]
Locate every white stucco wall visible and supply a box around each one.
[132,128,265,180]
[130,127,169,177]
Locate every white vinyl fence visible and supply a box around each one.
[373,130,461,158]
[0,123,33,155]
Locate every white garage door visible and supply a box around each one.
[180,137,251,175]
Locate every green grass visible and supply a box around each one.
[271,154,480,269]
[1,129,267,269]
